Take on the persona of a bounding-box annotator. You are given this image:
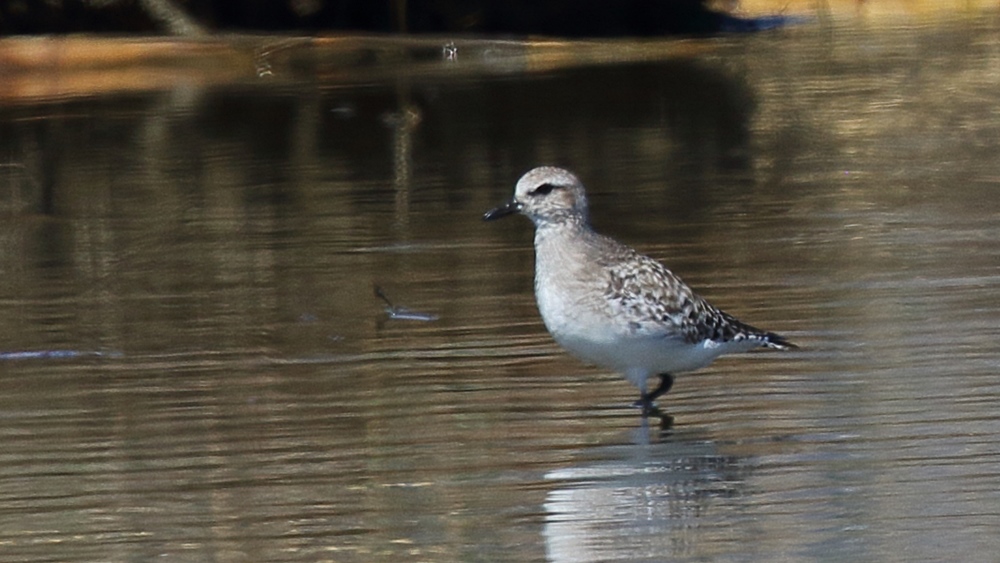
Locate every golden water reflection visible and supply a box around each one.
[1,12,1000,563]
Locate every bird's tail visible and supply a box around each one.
[714,308,797,350]
[761,331,797,350]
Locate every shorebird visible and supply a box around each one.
[483,166,795,413]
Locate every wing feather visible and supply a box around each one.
[601,246,777,345]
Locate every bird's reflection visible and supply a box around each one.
[544,421,748,562]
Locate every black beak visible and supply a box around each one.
[482,199,522,221]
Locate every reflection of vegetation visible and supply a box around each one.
[3,0,997,35]
[136,0,206,35]
[0,0,201,34]
[1,0,782,36]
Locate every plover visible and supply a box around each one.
[484,166,795,413]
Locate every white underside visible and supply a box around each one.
[550,329,762,392]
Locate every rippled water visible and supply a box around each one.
[2,13,1000,562]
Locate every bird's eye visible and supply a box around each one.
[532,183,557,196]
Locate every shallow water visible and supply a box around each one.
[2,12,1000,563]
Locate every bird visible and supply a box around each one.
[483,166,795,414]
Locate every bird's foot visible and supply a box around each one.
[632,397,673,429]
[633,396,661,416]
[631,373,675,419]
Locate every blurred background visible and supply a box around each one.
[1,0,782,35]
[2,1,1000,562]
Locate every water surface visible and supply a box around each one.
[1,13,1000,562]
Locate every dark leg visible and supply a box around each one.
[634,373,675,414]
[647,373,674,402]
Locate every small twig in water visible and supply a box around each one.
[374,285,439,321]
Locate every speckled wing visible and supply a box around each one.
[602,248,778,346]
[602,251,701,342]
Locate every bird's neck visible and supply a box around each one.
[533,220,597,276]
[533,217,592,245]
